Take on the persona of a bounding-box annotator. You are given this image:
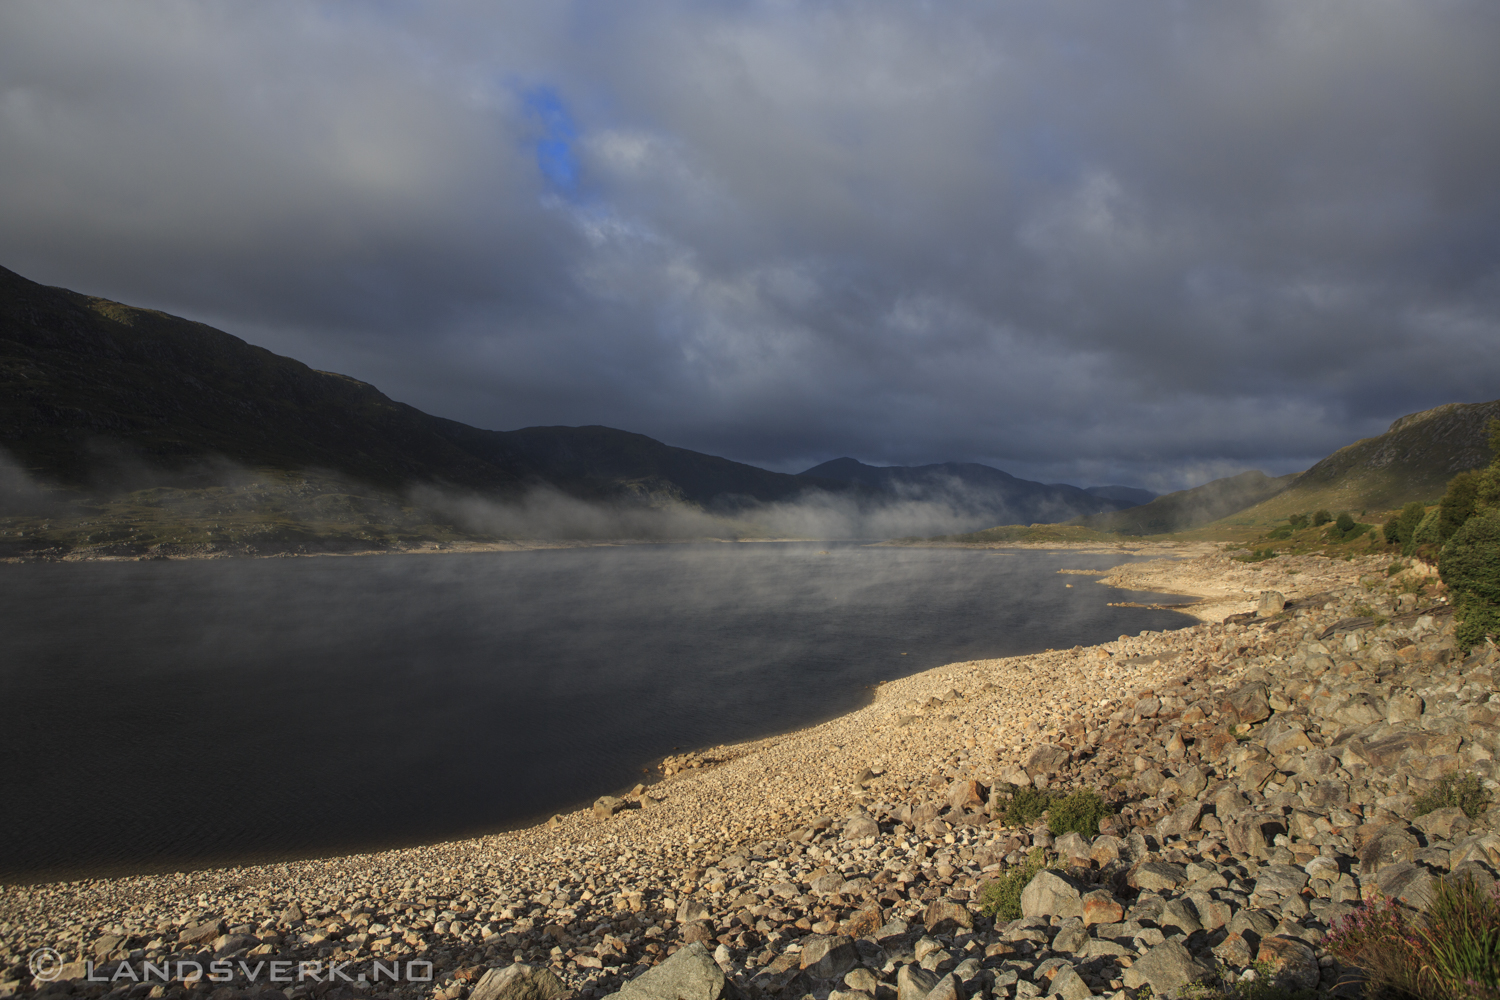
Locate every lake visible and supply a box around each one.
[0,543,1194,882]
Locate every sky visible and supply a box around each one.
[1,1,1498,492]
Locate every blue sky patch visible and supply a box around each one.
[524,86,580,194]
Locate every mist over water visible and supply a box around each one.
[0,544,1193,883]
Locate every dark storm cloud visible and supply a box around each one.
[2,0,1498,490]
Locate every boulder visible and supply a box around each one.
[896,964,939,1000]
[1376,862,1436,911]
[1257,937,1320,991]
[1415,806,1470,842]
[1081,891,1124,926]
[1048,964,1094,1000]
[1021,870,1085,919]
[1054,831,1091,865]
[1359,825,1420,875]
[1159,899,1202,936]
[800,935,859,980]
[1387,690,1424,723]
[947,780,986,811]
[997,764,1032,787]
[179,920,225,946]
[472,965,568,1000]
[1122,941,1213,996]
[594,796,625,819]
[1155,800,1203,840]
[1230,683,1271,724]
[1252,865,1310,899]
[1129,861,1189,892]
[677,898,711,923]
[1257,591,1286,615]
[1027,745,1070,775]
[1052,917,1089,954]
[844,815,880,840]
[923,899,972,933]
[607,943,727,1000]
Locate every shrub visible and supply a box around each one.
[977,847,1055,922]
[1288,513,1309,529]
[1003,784,1055,827]
[1441,470,1483,542]
[1326,874,1500,1000]
[1414,772,1492,820]
[1048,788,1112,838]
[1336,511,1356,535]
[1440,512,1500,651]
[1314,509,1333,526]
[1267,525,1294,540]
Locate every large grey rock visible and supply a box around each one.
[897,964,940,1000]
[1122,941,1213,996]
[1159,899,1202,936]
[925,974,962,1000]
[1257,937,1319,991]
[845,815,880,840]
[608,943,726,1000]
[1129,861,1189,892]
[1416,806,1470,841]
[1052,917,1089,954]
[1048,964,1094,1000]
[1257,591,1285,615]
[178,920,224,945]
[1387,690,1424,723]
[594,796,625,819]
[1027,744,1070,775]
[923,898,972,933]
[1226,909,1277,949]
[1359,825,1420,874]
[1230,683,1271,724]
[1253,865,1310,898]
[801,935,859,980]
[1021,870,1085,919]
[1175,765,1208,798]
[473,965,568,1000]
[1155,800,1203,840]
[1376,862,1436,911]
[678,898,711,923]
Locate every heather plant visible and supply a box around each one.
[1326,876,1500,1000]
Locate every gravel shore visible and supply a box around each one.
[3,547,1485,1000]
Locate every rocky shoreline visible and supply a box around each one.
[4,548,1491,1000]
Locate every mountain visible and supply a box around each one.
[1067,470,1299,536]
[1083,484,1156,506]
[0,264,854,510]
[1225,400,1500,524]
[797,457,1138,525]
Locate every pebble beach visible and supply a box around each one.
[4,545,1491,1000]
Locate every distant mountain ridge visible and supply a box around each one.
[798,457,1144,525]
[0,264,857,509]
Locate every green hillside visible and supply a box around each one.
[1066,470,1298,536]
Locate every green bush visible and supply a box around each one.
[1440,470,1483,542]
[1440,512,1500,651]
[1313,509,1333,526]
[1048,788,1112,838]
[1387,501,1427,549]
[1267,525,1294,540]
[1003,784,1055,827]
[977,847,1055,922]
[1415,772,1492,820]
[1287,513,1309,529]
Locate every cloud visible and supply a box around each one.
[2,0,1498,491]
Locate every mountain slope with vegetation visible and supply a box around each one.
[0,265,855,512]
[1066,470,1298,536]
[1223,400,1500,526]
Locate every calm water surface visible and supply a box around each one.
[0,543,1194,882]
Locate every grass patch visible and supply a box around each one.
[1179,961,1319,1000]
[1235,548,1279,563]
[977,847,1056,923]
[1414,773,1492,820]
